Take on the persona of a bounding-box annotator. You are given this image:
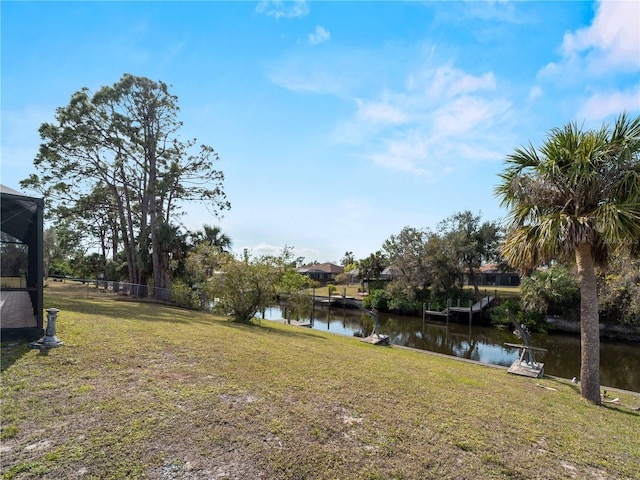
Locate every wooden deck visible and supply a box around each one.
[423,309,448,317]
[315,296,362,309]
[448,296,495,313]
[424,297,495,317]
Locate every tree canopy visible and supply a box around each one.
[21,74,229,297]
[438,211,502,296]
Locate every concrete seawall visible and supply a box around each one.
[546,317,640,341]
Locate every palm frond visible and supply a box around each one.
[594,202,640,245]
[497,113,640,272]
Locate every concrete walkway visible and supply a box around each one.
[0,291,36,328]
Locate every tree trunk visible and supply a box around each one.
[150,168,163,298]
[466,260,479,297]
[146,111,164,300]
[111,221,118,262]
[110,180,137,286]
[100,228,108,260]
[575,243,601,405]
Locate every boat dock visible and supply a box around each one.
[424,297,495,318]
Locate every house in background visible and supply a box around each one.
[381,265,403,280]
[1,185,45,341]
[479,263,520,287]
[297,263,344,285]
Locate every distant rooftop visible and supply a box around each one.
[298,262,344,274]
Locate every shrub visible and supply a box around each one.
[334,273,349,285]
[171,280,202,309]
[599,250,640,326]
[362,289,388,310]
[490,299,549,333]
[520,265,580,319]
[385,280,420,314]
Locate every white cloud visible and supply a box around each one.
[577,86,640,120]
[356,99,409,124]
[541,0,640,80]
[462,0,522,24]
[432,95,508,138]
[424,67,496,99]
[309,25,330,45]
[266,51,371,96]
[561,1,640,73]
[267,43,510,179]
[527,86,543,102]
[256,0,309,20]
[406,65,496,101]
[338,64,509,177]
[266,65,344,95]
[367,133,432,177]
[533,0,640,123]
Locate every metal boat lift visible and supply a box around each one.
[504,310,547,378]
[359,307,390,345]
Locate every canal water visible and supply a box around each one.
[262,305,640,393]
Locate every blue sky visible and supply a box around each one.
[2,1,639,263]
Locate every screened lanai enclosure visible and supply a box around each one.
[1,185,44,341]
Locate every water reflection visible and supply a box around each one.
[262,305,640,393]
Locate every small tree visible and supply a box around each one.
[358,251,388,281]
[187,247,298,323]
[341,251,355,267]
[213,254,281,322]
[382,226,432,292]
[438,211,502,296]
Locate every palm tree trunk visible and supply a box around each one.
[575,243,601,405]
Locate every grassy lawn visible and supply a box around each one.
[1,282,638,479]
[310,285,363,297]
[311,284,520,301]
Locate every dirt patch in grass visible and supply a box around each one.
[1,282,639,479]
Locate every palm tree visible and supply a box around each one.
[194,224,232,253]
[495,112,640,404]
[519,264,580,316]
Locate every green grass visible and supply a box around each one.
[465,285,521,299]
[311,284,521,300]
[310,284,363,297]
[1,282,638,479]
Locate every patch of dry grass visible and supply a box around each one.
[1,282,638,479]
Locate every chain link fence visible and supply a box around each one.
[48,277,213,311]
